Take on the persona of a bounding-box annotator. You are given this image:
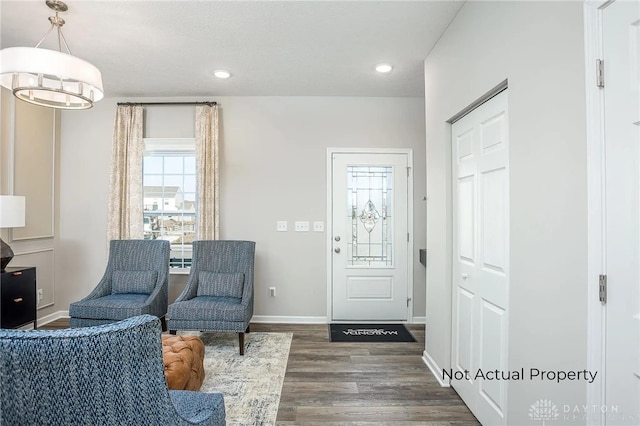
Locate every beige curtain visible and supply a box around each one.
[195,104,220,240]
[107,105,144,241]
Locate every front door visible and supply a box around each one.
[451,90,509,426]
[330,151,410,321]
[603,1,640,424]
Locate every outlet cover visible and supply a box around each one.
[295,221,309,232]
[276,221,288,232]
[313,221,324,232]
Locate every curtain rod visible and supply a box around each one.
[117,101,217,106]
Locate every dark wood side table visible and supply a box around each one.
[1,267,37,329]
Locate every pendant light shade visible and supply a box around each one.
[0,0,104,110]
[0,47,104,109]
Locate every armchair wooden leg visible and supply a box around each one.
[239,332,245,356]
[246,324,250,333]
[160,316,167,332]
[169,330,177,335]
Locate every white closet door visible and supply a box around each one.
[451,90,509,426]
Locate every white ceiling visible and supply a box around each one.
[0,1,464,98]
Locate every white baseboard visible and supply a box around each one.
[38,310,69,326]
[35,312,421,326]
[251,315,328,324]
[17,323,35,330]
[422,350,450,387]
[252,316,426,324]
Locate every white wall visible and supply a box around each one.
[57,96,426,321]
[424,1,587,424]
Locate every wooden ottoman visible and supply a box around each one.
[161,334,205,391]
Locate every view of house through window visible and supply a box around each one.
[143,138,196,269]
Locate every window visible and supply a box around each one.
[143,138,196,270]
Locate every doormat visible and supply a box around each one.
[329,323,416,342]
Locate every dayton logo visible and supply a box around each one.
[529,399,559,425]
[343,328,398,336]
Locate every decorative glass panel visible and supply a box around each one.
[347,166,393,267]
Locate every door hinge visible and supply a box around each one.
[407,166,411,177]
[599,274,607,304]
[407,297,412,307]
[596,59,605,88]
[407,232,410,242]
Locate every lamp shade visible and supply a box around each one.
[0,196,26,228]
[0,47,104,110]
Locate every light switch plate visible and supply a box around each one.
[313,221,324,232]
[277,221,288,232]
[295,221,309,232]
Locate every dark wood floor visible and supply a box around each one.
[41,320,479,425]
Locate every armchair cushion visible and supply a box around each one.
[197,272,244,298]
[169,296,247,322]
[112,270,158,295]
[70,294,151,320]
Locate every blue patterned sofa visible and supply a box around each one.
[0,315,225,425]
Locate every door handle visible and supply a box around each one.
[334,236,341,242]
[461,273,468,280]
[334,247,341,253]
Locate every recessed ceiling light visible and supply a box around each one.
[375,63,393,73]
[213,70,231,79]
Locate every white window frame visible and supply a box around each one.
[143,137,196,274]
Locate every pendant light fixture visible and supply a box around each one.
[0,0,104,110]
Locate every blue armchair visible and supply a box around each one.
[69,239,170,328]
[168,240,255,355]
[0,315,225,426]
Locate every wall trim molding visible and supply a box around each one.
[38,310,69,326]
[422,350,450,387]
[10,103,56,241]
[412,316,426,324]
[13,248,54,256]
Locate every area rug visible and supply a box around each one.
[180,331,292,426]
[329,323,416,342]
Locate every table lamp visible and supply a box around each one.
[0,195,26,272]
